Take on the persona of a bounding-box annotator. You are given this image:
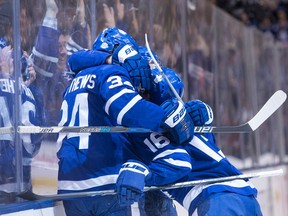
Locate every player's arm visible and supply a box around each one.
[68,42,151,92]
[116,155,191,206]
[101,67,194,142]
[133,132,192,185]
[100,68,164,132]
[67,50,163,131]
[68,46,194,143]
[116,133,192,206]
[68,49,111,74]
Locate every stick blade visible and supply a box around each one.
[248,90,287,131]
[17,189,43,201]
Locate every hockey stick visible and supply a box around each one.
[209,90,286,133]
[15,89,286,134]
[144,34,287,133]
[16,125,153,134]
[17,168,284,201]
[145,33,185,105]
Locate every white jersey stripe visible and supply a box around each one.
[189,136,223,162]
[117,95,142,125]
[131,202,141,216]
[182,179,253,210]
[163,158,192,169]
[105,88,135,114]
[58,174,118,191]
[153,149,189,160]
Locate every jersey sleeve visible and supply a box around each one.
[21,84,43,157]
[147,147,192,186]
[68,50,111,74]
[127,132,192,186]
[31,26,60,77]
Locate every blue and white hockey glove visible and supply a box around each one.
[160,98,194,145]
[116,160,151,206]
[112,43,152,91]
[185,100,214,126]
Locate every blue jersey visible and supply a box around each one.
[125,132,192,186]
[165,133,258,214]
[0,78,42,192]
[57,50,194,194]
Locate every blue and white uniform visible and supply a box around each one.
[57,56,192,190]
[165,132,261,215]
[57,51,192,215]
[0,77,42,195]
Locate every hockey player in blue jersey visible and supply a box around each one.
[57,28,194,215]
[114,95,262,215]
[118,101,263,216]
[63,33,262,215]
[114,46,263,215]
[165,100,262,215]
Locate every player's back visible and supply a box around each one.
[57,64,145,192]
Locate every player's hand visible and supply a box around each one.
[160,98,194,145]
[185,100,213,126]
[116,160,151,206]
[112,43,152,91]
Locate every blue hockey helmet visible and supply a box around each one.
[92,28,138,53]
[149,67,184,105]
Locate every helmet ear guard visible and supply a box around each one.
[92,28,139,53]
[149,67,184,105]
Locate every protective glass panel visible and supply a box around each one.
[0,0,287,206]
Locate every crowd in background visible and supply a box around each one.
[0,0,287,160]
[213,0,288,44]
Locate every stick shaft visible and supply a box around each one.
[18,168,283,201]
[145,34,184,104]
[1,90,286,134]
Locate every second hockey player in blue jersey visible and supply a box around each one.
[115,46,263,216]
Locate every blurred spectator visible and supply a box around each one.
[31,0,90,132]
[213,0,288,44]
[0,0,42,53]
[0,38,44,203]
[102,0,139,37]
[272,8,288,44]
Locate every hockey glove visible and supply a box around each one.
[116,160,151,206]
[112,43,152,91]
[160,98,194,145]
[185,100,214,126]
